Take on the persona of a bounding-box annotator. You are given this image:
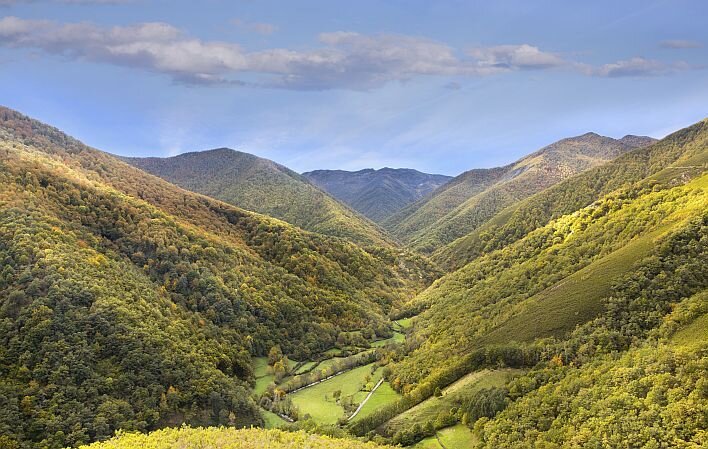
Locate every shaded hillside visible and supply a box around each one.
[123,149,391,247]
[384,133,656,254]
[0,106,437,449]
[303,168,452,223]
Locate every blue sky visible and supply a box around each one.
[0,0,706,175]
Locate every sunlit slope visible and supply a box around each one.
[475,289,708,448]
[435,120,707,270]
[77,427,394,449]
[391,168,707,391]
[384,133,652,254]
[125,149,393,247]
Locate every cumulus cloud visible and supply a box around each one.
[0,16,697,89]
[468,44,566,69]
[660,39,702,49]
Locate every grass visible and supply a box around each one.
[371,332,405,347]
[252,356,299,395]
[295,361,319,375]
[480,225,672,346]
[438,424,478,448]
[290,363,380,424]
[253,357,275,395]
[412,436,443,449]
[350,381,402,423]
[384,369,521,434]
[261,408,288,429]
[395,318,414,330]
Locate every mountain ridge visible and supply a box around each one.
[123,148,393,247]
[303,167,452,223]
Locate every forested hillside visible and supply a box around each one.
[124,150,391,247]
[303,168,451,223]
[345,120,706,447]
[0,107,437,449]
[383,133,655,254]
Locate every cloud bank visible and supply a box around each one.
[0,16,697,89]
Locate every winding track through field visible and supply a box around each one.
[347,378,384,421]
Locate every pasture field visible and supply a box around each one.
[290,363,381,424]
[384,369,521,433]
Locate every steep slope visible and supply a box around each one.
[383,133,655,254]
[436,122,707,270]
[391,139,706,390]
[302,168,452,223]
[123,149,391,247]
[349,121,706,440]
[0,106,437,448]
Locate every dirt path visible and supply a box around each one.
[347,378,384,421]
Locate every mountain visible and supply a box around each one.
[123,149,391,247]
[302,168,452,223]
[382,132,657,255]
[349,119,707,446]
[0,106,438,448]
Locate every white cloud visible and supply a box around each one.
[468,44,566,69]
[592,57,691,77]
[0,16,697,89]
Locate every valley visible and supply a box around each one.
[0,106,705,449]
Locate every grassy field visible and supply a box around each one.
[350,381,401,422]
[437,424,477,448]
[261,408,289,429]
[384,369,521,433]
[395,317,414,330]
[412,436,443,449]
[371,331,405,347]
[290,363,381,424]
[411,424,477,449]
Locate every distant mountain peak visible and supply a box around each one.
[303,168,452,223]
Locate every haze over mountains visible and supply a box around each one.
[303,168,452,223]
[1,105,706,449]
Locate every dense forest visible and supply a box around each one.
[0,107,437,449]
[0,106,705,449]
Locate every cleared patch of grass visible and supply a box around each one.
[290,363,380,424]
[437,424,477,448]
[395,318,414,330]
[384,369,521,434]
[295,361,318,375]
[261,408,288,429]
[371,332,405,348]
[351,381,401,423]
[412,436,443,449]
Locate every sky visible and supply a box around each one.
[0,0,706,175]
